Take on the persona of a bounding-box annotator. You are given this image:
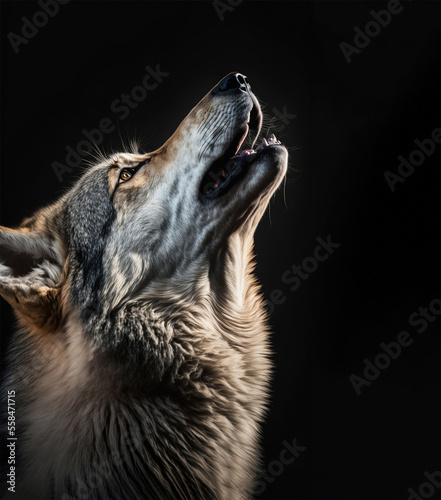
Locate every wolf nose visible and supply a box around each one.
[212,73,249,94]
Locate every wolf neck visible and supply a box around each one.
[209,231,264,318]
[145,231,267,338]
[129,230,265,330]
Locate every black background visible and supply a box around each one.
[1,1,440,499]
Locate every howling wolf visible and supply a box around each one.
[0,72,288,499]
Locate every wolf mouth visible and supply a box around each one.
[200,106,282,200]
[201,134,282,199]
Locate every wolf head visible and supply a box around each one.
[0,73,288,337]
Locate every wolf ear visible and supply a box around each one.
[0,225,65,332]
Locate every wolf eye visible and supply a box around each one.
[119,169,135,182]
[116,159,149,186]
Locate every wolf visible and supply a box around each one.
[0,72,288,499]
